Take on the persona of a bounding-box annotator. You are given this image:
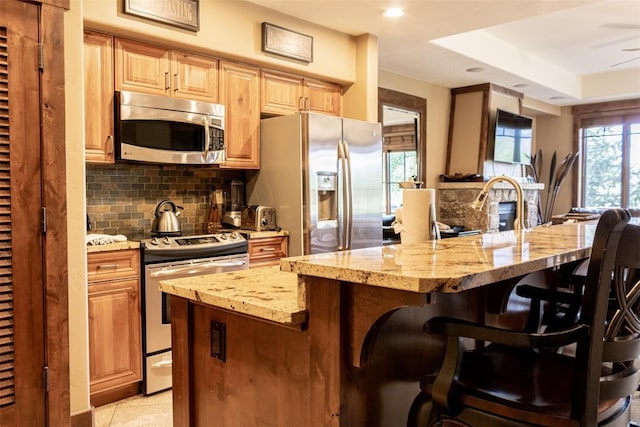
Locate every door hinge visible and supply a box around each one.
[38,44,44,70]
[43,366,49,392]
[41,207,46,233]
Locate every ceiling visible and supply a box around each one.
[247,0,640,108]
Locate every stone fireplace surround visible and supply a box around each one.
[437,182,544,232]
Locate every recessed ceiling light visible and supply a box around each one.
[514,83,529,88]
[550,96,565,100]
[466,67,485,73]
[383,8,405,17]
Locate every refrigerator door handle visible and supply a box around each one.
[337,140,349,251]
[343,140,353,250]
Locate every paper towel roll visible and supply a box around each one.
[401,188,436,244]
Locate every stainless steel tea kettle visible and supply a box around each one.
[151,200,183,236]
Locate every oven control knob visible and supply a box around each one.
[230,231,239,239]
[150,237,159,246]
[162,236,171,245]
[219,233,227,240]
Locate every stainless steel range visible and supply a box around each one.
[141,231,248,395]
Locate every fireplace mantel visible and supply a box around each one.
[437,181,544,231]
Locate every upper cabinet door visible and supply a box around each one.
[305,79,342,116]
[260,69,304,116]
[260,69,342,117]
[219,61,260,169]
[171,51,219,102]
[115,38,219,102]
[84,31,115,163]
[115,38,171,95]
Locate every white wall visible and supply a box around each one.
[378,70,451,189]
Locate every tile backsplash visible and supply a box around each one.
[86,163,244,239]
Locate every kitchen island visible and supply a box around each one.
[159,221,597,427]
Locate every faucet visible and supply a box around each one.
[471,175,526,231]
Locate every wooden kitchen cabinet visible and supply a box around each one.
[219,61,261,169]
[305,78,342,116]
[261,69,342,117]
[248,235,288,268]
[115,38,218,102]
[83,31,115,163]
[87,249,142,407]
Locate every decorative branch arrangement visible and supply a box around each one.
[530,149,580,224]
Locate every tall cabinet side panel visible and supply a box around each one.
[247,114,304,256]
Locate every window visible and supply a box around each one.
[573,100,640,210]
[384,150,417,213]
[379,88,426,215]
[382,113,419,214]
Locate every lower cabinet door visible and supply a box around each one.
[88,277,142,402]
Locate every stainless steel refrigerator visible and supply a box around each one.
[247,112,382,256]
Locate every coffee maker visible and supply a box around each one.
[222,179,244,228]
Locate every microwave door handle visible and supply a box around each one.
[202,116,210,161]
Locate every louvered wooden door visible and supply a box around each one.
[0,1,46,425]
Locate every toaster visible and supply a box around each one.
[241,206,278,231]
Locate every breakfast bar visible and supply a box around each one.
[159,220,597,427]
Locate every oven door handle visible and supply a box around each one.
[149,260,248,277]
[151,359,172,369]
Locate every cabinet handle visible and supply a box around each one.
[298,96,304,111]
[97,263,120,270]
[174,74,179,92]
[260,247,276,252]
[164,72,170,90]
[106,135,113,154]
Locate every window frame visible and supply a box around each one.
[572,99,640,208]
[378,88,427,215]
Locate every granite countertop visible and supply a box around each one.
[158,221,598,324]
[237,229,289,239]
[280,220,597,294]
[158,266,306,326]
[85,229,288,253]
[86,240,140,253]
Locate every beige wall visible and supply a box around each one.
[378,70,451,189]
[535,107,576,218]
[65,0,90,415]
[343,34,379,122]
[82,0,356,85]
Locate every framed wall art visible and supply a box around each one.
[262,22,313,63]
[124,0,200,32]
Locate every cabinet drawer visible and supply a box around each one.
[88,249,140,282]
[248,236,288,267]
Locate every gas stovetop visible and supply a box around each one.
[142,232,247,262]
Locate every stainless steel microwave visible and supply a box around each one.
[115,91,225,165]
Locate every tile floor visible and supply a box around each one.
[95,390,640,426]
[94,390,172,427]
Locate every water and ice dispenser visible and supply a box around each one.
[317,171,337,221]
